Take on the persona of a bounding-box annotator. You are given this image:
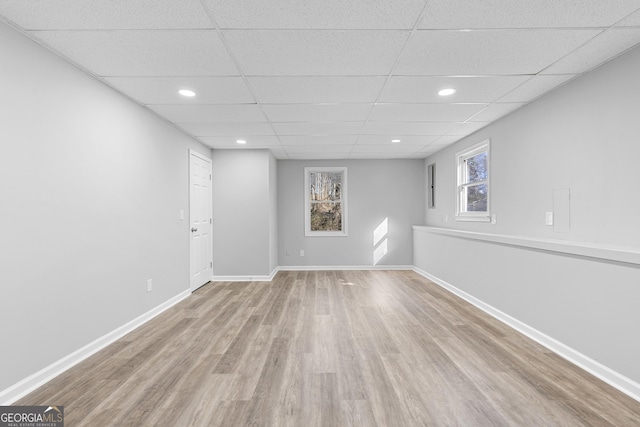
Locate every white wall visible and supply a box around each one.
[211,149,277,277]
[278,159,425,267]
[0,22,211,393]
[416,45,640,391]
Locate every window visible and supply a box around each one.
[304,167,347,236]
[456,140,490,221]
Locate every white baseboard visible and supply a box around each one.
[212,265,412,281]
[8,266,637,406]
[212,266,280,282]
[0,290,191,405]
[279,265,413,271]
[412,266,640,403]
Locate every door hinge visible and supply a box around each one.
[210,174,212,180]
[210,262,213,268]
[210,218,212,224]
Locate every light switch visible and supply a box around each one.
[545,212,553,226]
[179,210,184,220]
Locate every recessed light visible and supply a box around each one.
[236,139,247,145]
[438,88,456,97]
[391,139,401,143]
[178,89,196,97]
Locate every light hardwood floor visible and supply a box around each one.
[18,270,640,426]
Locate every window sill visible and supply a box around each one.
[455,215,491,222]
[305,232,349,237]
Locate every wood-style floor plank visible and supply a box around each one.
[16,270,640,426]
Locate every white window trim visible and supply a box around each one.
[455,139,491,222]
[304,167,348,237]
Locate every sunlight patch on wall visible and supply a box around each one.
[373,217,389,265]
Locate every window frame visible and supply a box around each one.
[455,140,491,222]
[304,166,348,237]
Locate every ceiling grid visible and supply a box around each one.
[1,0,640,159]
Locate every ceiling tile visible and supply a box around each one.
[446,122,490,136]
[350,152,412,159]
[379,76,529,103]
[32,30,239,76]
[273,122,363,135]
[104,77,255,104]
[222,30,409,75]
[356,135,439,145]
[150,104,266,123]
[262,104,372,122]
[199,135,280,147]
[407,152,432,158]
[178,122,275,136]
[210,146,285,158]
[362,121,459,135]
[428,135,464,145]
[419,144,443,152]
[418,148,447,157]
[2,0,637,162]
[468,103,524,122]
[419,0,640,29]
[279,136,358,145]
[0,0,212,29]
[497,75,575,102]
[204,0,426,29]
[352,144,423,152]
[369,103,487,122]
[542,28,640,74]
[269,149,289,160]
[617,8,640,26]
[284,145,354,153]
[394,29,600,75]
[248,77,386,103]
[287,152,350,159]
[211,145,287,158]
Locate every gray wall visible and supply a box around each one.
[278,159,425,267]
[0,21,210,392]
[211,149,278,277]
[269,154,279,273]
[414,231,640,386]
[416,45,640,385]
[425,44,640,248]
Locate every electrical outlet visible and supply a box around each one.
[285,249,290,256]
[300,250,305,257]
[491,214,497,224]
[147,279,153,293]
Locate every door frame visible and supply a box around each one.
[189,149,213,292]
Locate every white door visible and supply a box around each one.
[189,150,213,291]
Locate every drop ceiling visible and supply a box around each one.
[2,0,640,159]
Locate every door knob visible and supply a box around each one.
[191,227,198,232]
